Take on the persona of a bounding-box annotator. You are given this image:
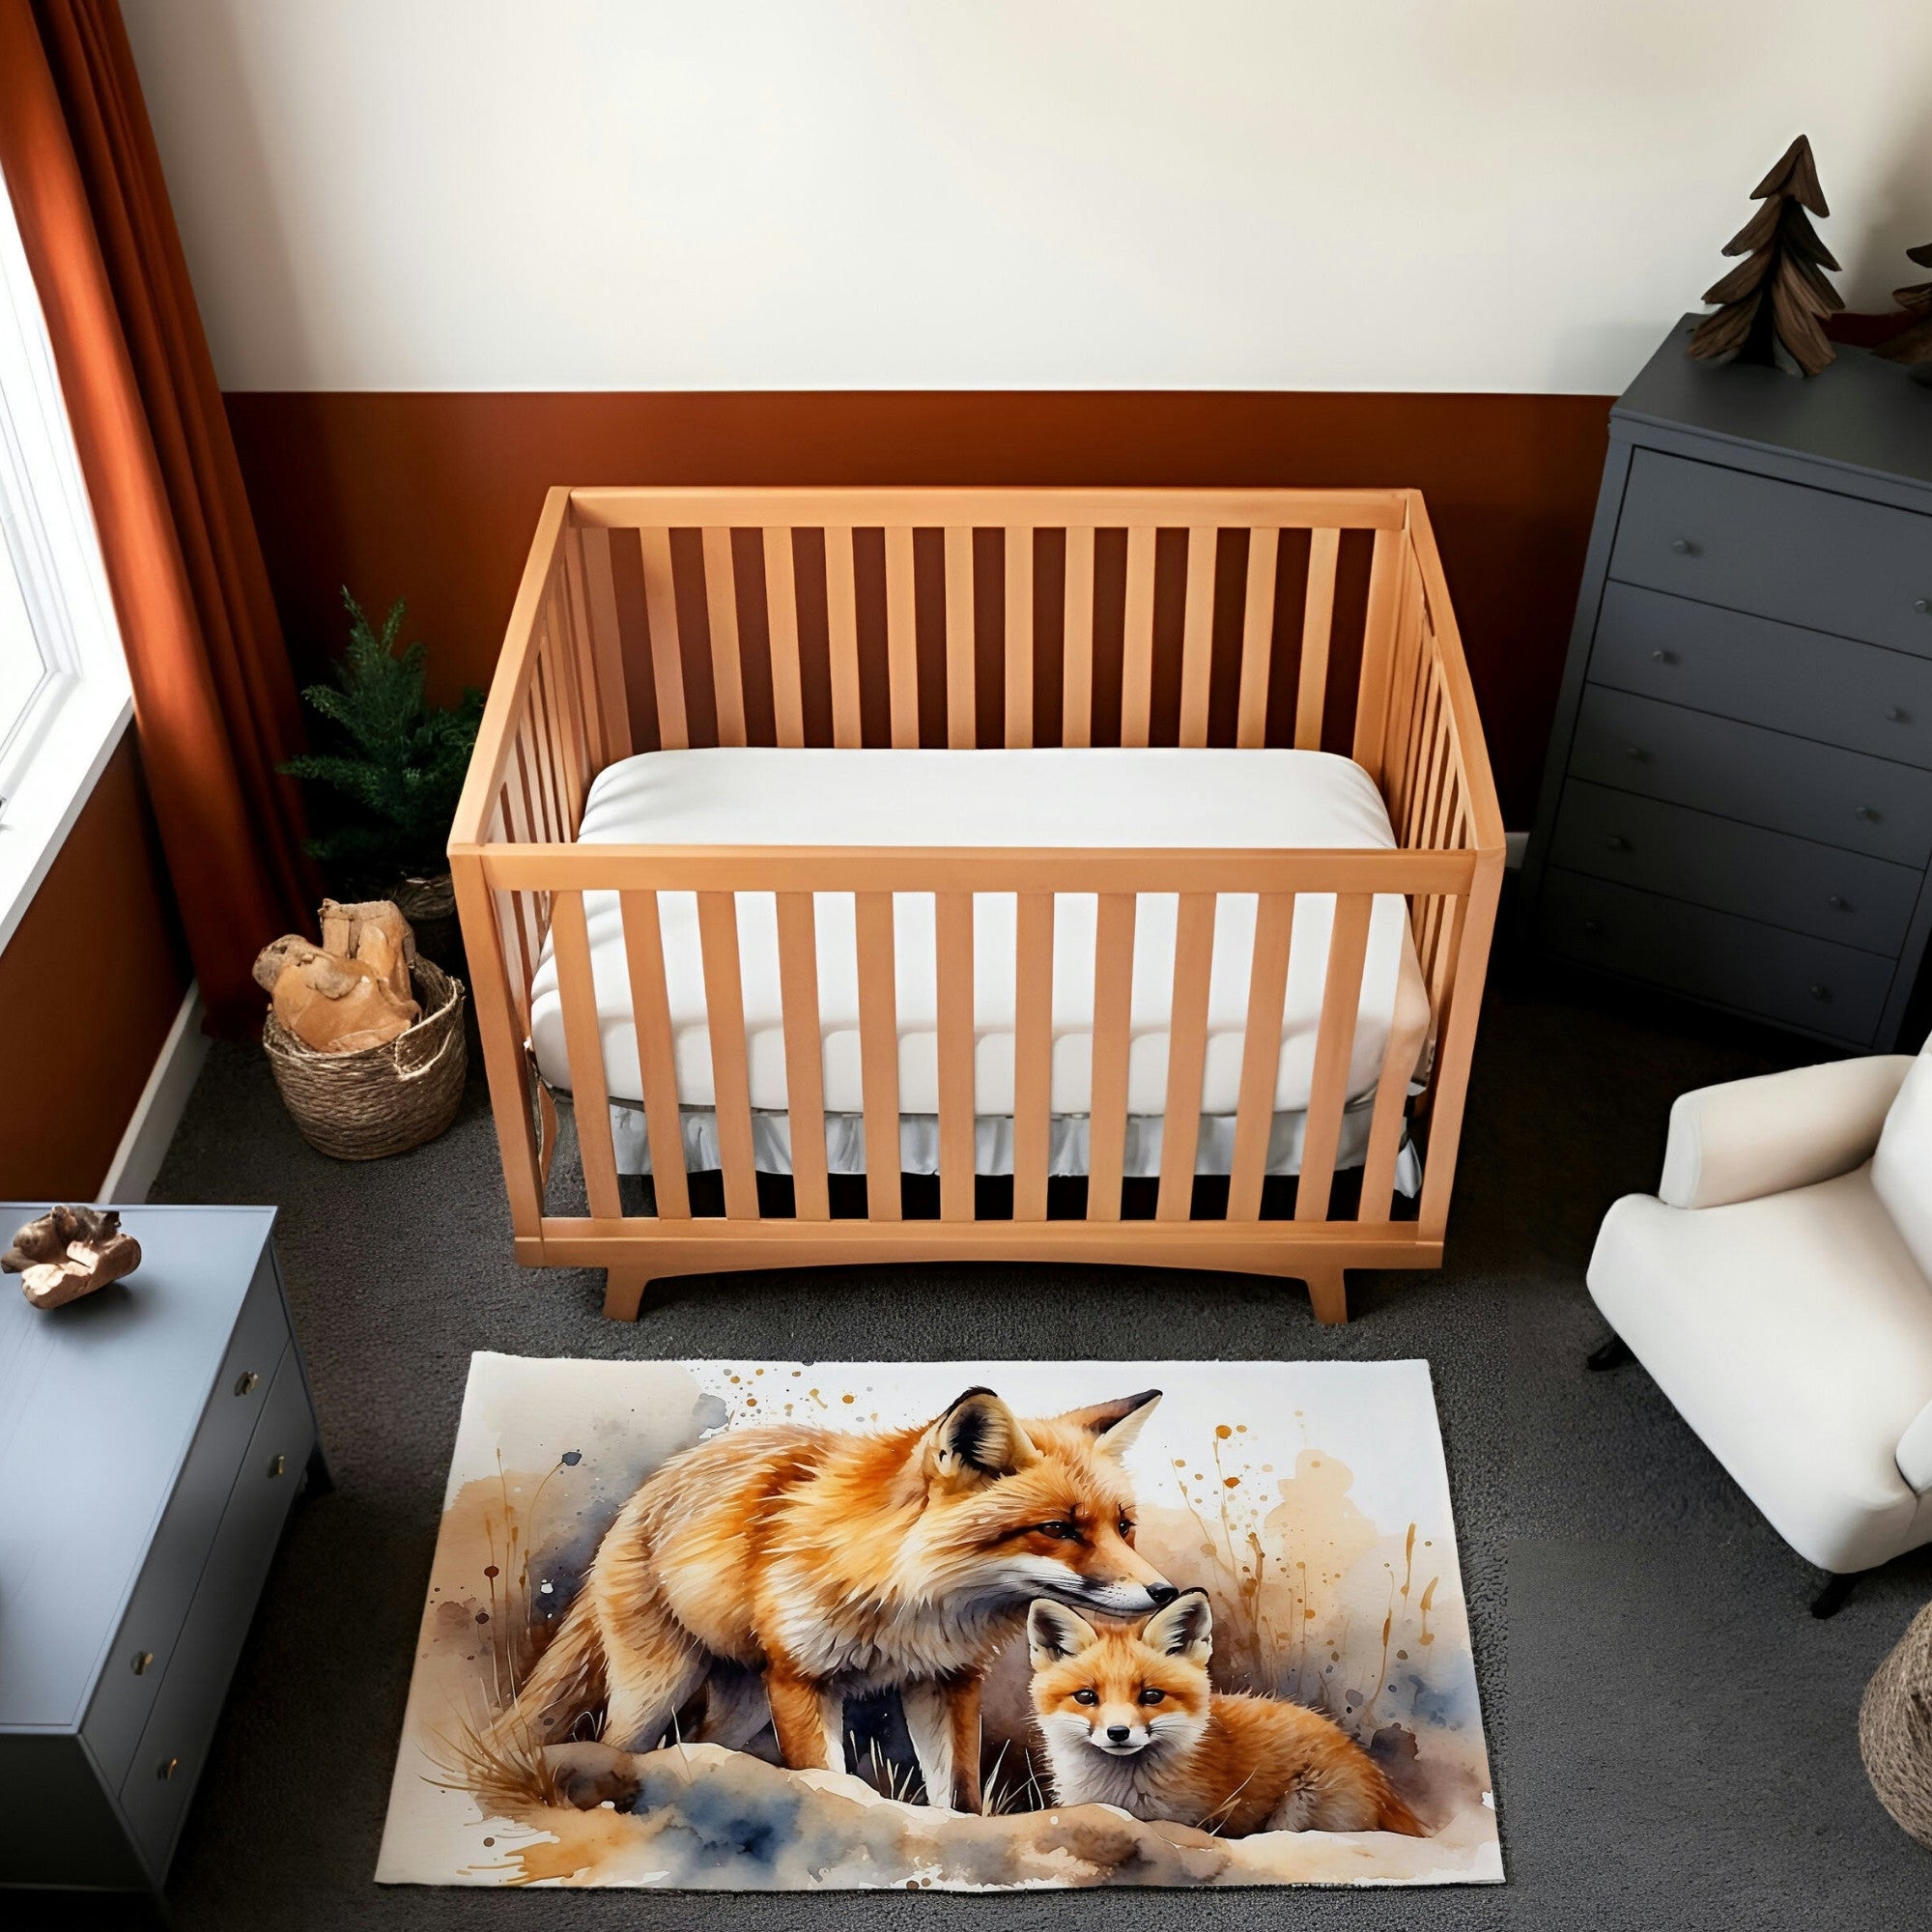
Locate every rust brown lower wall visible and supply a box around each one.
[0,733,189,1199]
[225,391,1612,823]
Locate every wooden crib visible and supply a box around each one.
[449,486,1504,1323]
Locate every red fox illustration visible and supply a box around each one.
[506,1385,1172,1811]
[1028,1590,1428,1837]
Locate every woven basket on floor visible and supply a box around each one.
[264,958,467,1160]
[1861,1597,1932,1850]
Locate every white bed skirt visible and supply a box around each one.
[608,1097,1421,1195]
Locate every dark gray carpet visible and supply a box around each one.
[37,952,1932,1927]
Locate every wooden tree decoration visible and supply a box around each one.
[1689,135,1843,377]
[1874,242,1932,367]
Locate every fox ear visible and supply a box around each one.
[1058,1389,1162,1460]
[1028,1599,1100,1667]
[926,1387,1041,1484]
[1142,1588,1212,1664]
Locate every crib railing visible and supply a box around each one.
[450,487,1504,1322]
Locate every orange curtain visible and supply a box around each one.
[0,0,314,1033]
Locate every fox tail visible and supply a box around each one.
[496,1603,606,1750]
[1375,1784,1431,1837]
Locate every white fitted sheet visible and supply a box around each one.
[527,747,1424,1120]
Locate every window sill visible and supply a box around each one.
[0,681,134,958]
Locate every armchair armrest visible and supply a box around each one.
[1658,1056,1915,1210]
[1901,1401,1932,1495]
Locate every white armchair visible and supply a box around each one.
[1586,1044,1932,1615]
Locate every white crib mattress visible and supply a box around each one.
[526,747,1423,1118]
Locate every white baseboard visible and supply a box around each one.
[1505,831,1529,869]
[99,983,210,1204]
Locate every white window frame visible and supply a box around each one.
[0,164,135,958]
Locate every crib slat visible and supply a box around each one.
[775,892,830,1221]
[577,524,634,760]
[1013,891,1055,1221]
[1155,893,1216,1220]
[885,525,920,747]
[696,892,758,1219]
[1063,526,1095,749]
[618,890,689,1218]
[825,525,863,749]
[545,591,588,830]
[498,782,537,1007]
[763,526,806,748]
[1178,528,1216,749]
[1228,893,1294,1219]
[1086,893,1137,1221]
[1295,526,1340,751]
[1005,527,1034,748]
[945,526,976,748]
[560,526,607,772]
[1351,526,1401,780]
[701,526,747,747]
[855,891,902,1221]
[1121,526,1156,747]
[1295,894,1374,1223]
[550,892,623,1220]
[1236,527,1279,750]
[1358,953,1428,1224]
[936,891,976,1222]
[639,527,688,751]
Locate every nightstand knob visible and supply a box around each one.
[268,1454,287,1479]
[234,1371,260,1398]
[1605,835,1631,852]
[131,1650,154,1676]
[1887,706,1910,723]
[1809,984,1832,1002]
[1581,919,1604,935]
[1624,745,1647,763]
[156,1756,180,1780]
[1670,538,1698,555]
[1854,805,1881,822]
[1916,597,1930,614]
[1827,895,1848,910]
[1651,648,1678,665]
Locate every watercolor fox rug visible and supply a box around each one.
[377,1355,1501,1890]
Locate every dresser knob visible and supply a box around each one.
[1651,648,1678,665]
[234,1371,260,1398]
[1854,805,1881,822]
[1809,984,1832,1002]
[157,1756,180,1780]
[1581,919,1604,935]
[1670,538,1698,555]
[131,1650,154,1676]
[1605,835,1631,852]
[268,1454,287,1479]
[1624,745,1647,763]
[1887,706,1910,724]
[1827,895,1848,910]
[1916,597,1931,614]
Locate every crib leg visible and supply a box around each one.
[1303,1264,1349,1326]
[603,1265,652,1321]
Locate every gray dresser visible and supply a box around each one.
[1526,315,1932,1048]
[0,1205,324,1896]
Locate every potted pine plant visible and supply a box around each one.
[280,589,484,968]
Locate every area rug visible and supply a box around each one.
[377,1354,1501,1890]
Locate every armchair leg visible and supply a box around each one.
[1586,1333,1635,1372]
[1810,1572,1861,1620]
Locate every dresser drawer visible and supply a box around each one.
[1591,582,1932,768]
[1539,871,1898,1044]
[1548,781,1923,955]
[81,1251,290,1785]
[1609,449,1932,655]
[1571,686,1932,867]
[118,1342,313,1880]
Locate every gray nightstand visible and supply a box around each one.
[1525,316,1932,1048]
[0,1205,325,1898]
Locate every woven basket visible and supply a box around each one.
[1861,1597,1932,1849]
[264,958,468,1160]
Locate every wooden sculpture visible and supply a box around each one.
[1689,135,1842,377]
[5,1206,142,1309]
[253,898,420,1054]
[1874,242,1932,368]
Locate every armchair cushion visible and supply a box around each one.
[1873,1047,1932,1282]
[1902,1401,1932,1496]
[1659,1056,1915,1210]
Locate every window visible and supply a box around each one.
[0,165,132,954]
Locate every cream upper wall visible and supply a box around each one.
[122,0,1932,395]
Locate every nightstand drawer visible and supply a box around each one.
[82,1254,290,1785]
[1548,781,1923,955]
[118,1343,313,1880]
[1539,871,1898,1044]
[1572,686,1932,866]
[1591,582,1932,768]
[1609,450,1932,655]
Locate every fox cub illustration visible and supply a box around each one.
[508,1385,1172,1812]
[1028,1589,1427,1837]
